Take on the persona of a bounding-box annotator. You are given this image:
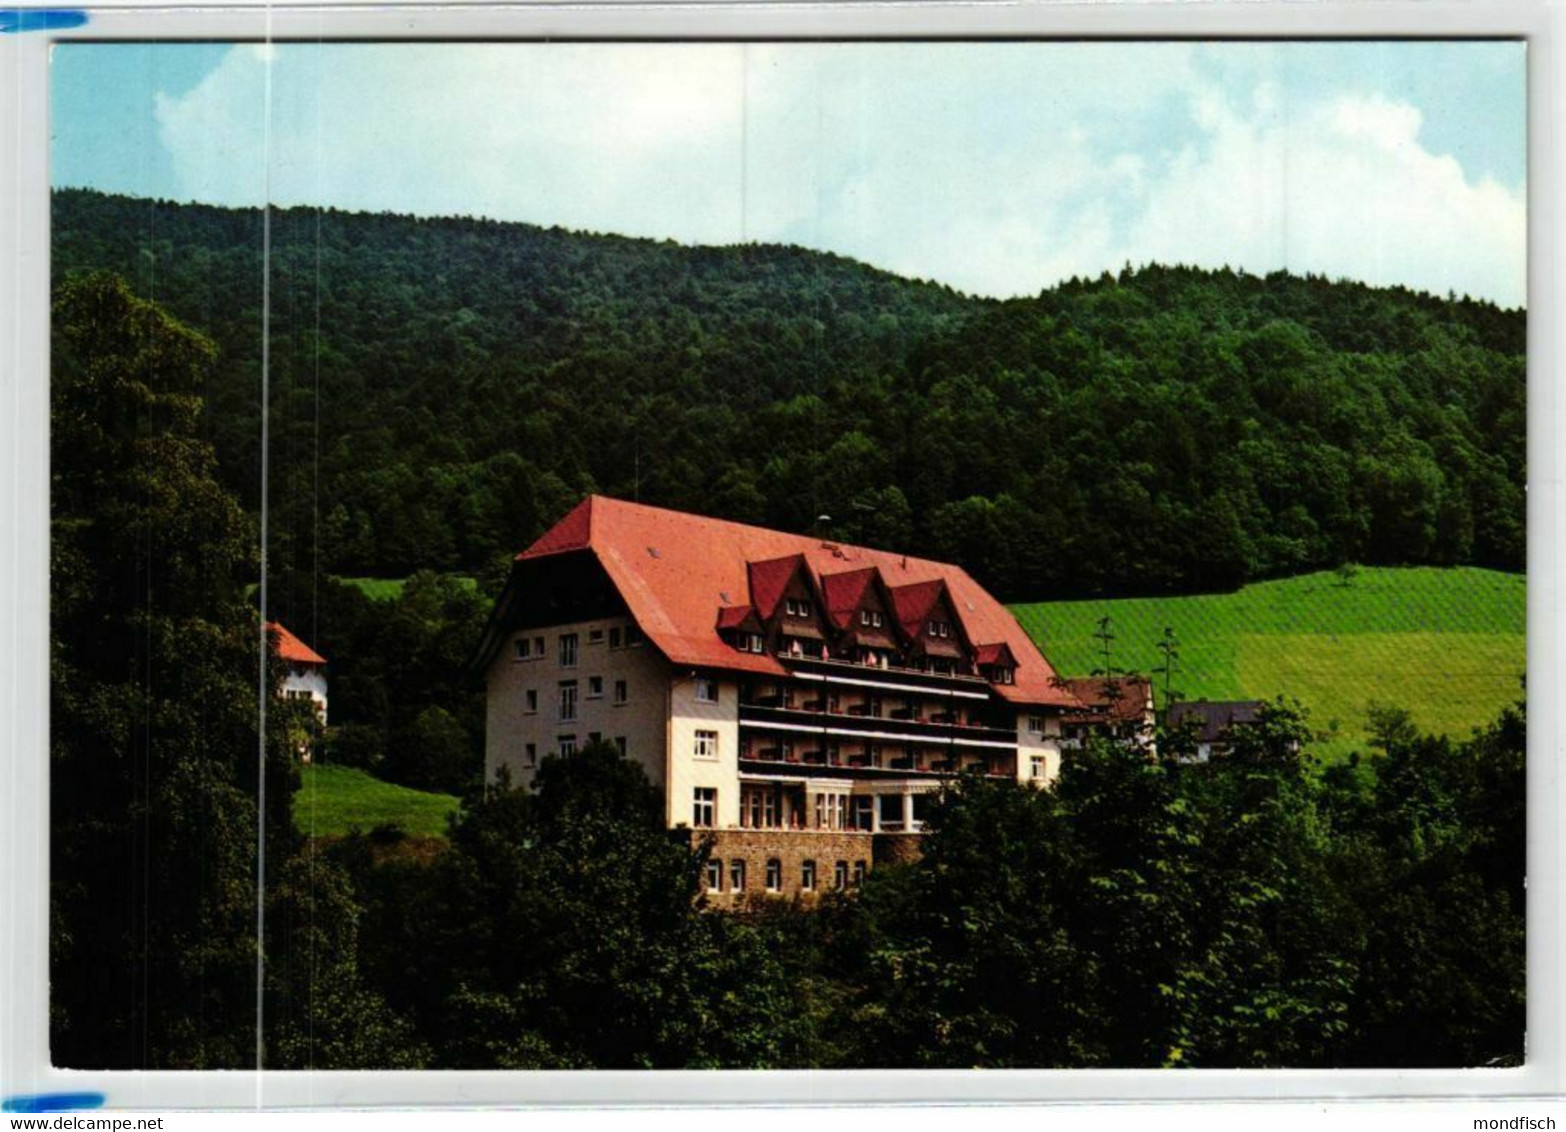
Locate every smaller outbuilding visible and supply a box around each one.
[269,621,329,726]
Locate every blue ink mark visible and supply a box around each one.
[3,1093,107,1113]
[0,9,90,33]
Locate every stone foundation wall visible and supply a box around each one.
[689,828,925,905]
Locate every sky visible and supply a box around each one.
[51,40,1527,307]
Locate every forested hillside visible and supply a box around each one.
[53,189,1525,602]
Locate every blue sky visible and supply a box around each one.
[52,40,1526,306]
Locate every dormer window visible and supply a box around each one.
[860,610,871,626]
[992,666,1014,685]
[786,599,799,616]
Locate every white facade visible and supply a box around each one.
[280,664,328,725]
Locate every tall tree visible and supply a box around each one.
[51,272,296,1068]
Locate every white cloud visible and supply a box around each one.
[150,42,1526,307]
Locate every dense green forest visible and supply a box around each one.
[54,189,1524,604]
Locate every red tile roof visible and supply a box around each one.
[268,621,326,666]
[513,495,1077,708]
[1063,676,1152,724]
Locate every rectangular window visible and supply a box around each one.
[559,633,578,668]
[730,859,746,893]
[1028,714,1044,733]
[524,742,537,767]
[524,689,538,713]
[625,624,644,647]
[850,796,874,831]
[692,787,716,828]
[609,626,622,648]
[785,599,798,616]
[558,735,577,757]
[761,790,779,828]
[765,859,782,892]
[834,861,849,890]
[1030,754,1047,779]
[587,675,604,699]
[558,680,578,722]
[613,679,628,705]
[853,860,867,886]
[872,611,883,627]
[879,794,902,826]
[588,628,604,644]
[747,633,764,653]
[801,860,817,891]
[694,729,719,760]
[695,676,718,703]
[798,599,812,617]
[513,638,530,660]
[533,636,545,658]
[705,858,722,893]
[614,736,627,756]
[860,610,871,626]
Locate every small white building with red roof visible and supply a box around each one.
[269,621,328,725]
[474,496,1083,900]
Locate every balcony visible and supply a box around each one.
[737,701,1018,747]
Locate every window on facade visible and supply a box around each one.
[613,679,628,705]
[614,736,627,755]
[588,628,604,644]
[559,633,578,668]
[705,858,722,893]
[749,633,765,653]
[1028,714,1044,733]
[995,666,1014,684]
[730,859,746,893]
[558,735,577,756]
[798,599,813,618]
[609,626,622,648]
[814,792,847,831]
[872,611,883,627]
[532,636,545,658]
[694,729,719,760]
[853,860,867,886]
[558,681,578,722]
[801,859,817,891]
[624,624,644,647]
[879,794,902,826]
[524,689,538,713]
[513,638,530,660]
[860,610,871,626]
[911,793,933,826]
[525,742,537,767]
[692,787,716,828]
[695,676,718,703]
[587,675,603,698]
[850,796,874,831]
[785,599,798,616]
[766,859,782,891]
[1030,754,1047,779]
[833,861,849,890]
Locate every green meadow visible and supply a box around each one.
[295,763,460,838]
[1011,566,1525,761]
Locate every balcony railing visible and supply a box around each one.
[737,702,1018,746]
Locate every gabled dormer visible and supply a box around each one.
[887,579,975,674]
[974,641,1020,686]
[746,554,830,659]
[716,604,767,655]
[818,566,901,666]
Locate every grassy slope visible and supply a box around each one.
[295,763,460,838]
[1011,566,1524,760]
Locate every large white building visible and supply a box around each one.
[475,496,1083,900]
[270,621,328,725]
